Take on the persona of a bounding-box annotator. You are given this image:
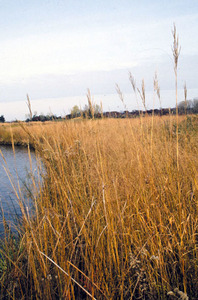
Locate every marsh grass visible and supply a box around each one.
[0,114,197,299]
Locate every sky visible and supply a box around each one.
[0,0,198,120]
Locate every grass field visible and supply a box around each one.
[0,114,197,299]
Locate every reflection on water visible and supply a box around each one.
[0,146,41,234]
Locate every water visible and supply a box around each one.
[0,146,41,235]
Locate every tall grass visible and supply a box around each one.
[172,23,181,171]
[0,114,198,299]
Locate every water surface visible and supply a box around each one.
[0,146,40,234]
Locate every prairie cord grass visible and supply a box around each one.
[172,23,181,171]
[0,115,198,299]
[137,79,146,112]
[26,94,33,121]
[116,83,127,113]
[87,89,95,119]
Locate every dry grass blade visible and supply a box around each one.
[137,79,146,111]
[184,82,187,115]
[26,94,33,121]
[129,72,140,114]
[172,23,180,170]
[40,251,97,300]
[67,260,108,299]
[154,71,161,108]
[87,89,95,119]
[172,23,181,72]
[129,72,136,93]
[115,83,127,113]
[100,101,103,118]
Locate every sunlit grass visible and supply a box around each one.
[0,115,198,299]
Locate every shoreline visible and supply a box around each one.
[0,140,35,150]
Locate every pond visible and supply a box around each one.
[0,145,42,235]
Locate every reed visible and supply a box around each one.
[0,114,197,299]
[137,79,146,112]
[26,94,33,121]
[172,23,181,171]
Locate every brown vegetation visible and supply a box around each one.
[0,115,198,299]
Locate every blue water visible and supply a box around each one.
[0,146,40,235]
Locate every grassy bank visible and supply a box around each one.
[0,115,198,299]
[0,121,56,148]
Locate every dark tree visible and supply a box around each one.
[0,115,5,123]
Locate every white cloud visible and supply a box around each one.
[0,26,140,84]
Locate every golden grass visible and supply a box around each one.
[0,115,198,299]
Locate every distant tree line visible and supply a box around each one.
[25,114,62,122]
[1,98,197,124]
[25,98,198,122]
[66,98,198,119]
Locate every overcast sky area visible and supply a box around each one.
[0,0,198,120]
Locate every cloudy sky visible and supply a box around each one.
[0,0,198,120]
